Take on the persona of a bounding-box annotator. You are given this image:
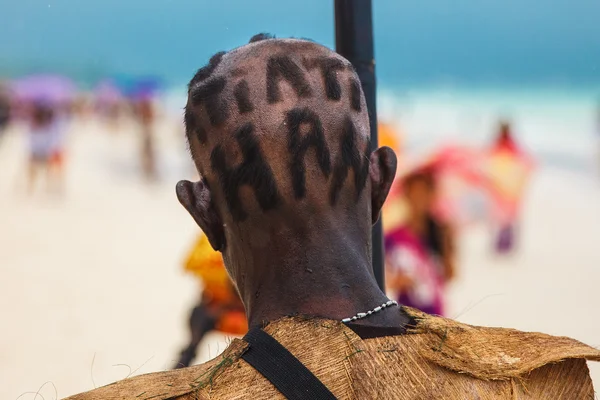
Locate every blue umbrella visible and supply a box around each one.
[130,77,163,100]
[109,76,163,101]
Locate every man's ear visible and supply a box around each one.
[176,179,226,251]
[369,146,398,224]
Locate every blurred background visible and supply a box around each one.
[1,1,599,398]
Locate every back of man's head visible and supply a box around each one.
[177,34,397,276]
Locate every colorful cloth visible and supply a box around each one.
[183,234,247,335]
[485,146,533,225]
[184,235,234,304]
[385,227,445,316]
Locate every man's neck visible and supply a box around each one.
[235,230,408,329]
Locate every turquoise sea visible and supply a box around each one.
[2,0,600,173]
[2,0,599,87]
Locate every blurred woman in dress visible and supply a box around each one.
[385,168,455,316]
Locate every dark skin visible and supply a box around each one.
[176,147,408,329]
[176,39,411,330]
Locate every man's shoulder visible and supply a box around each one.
[63,339,248,400]
[396,306,600,381]
[350,308,600,398]
[63,310,600,399]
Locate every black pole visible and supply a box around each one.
[334,0,384,290]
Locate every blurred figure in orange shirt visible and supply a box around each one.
[174,234,247,369]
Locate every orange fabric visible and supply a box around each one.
[50,151,64,167]
[184,234,248,334]
[379,122,405,233]
[486,148,533,200]
[485,147,534,223]
[215,310,247,336]
[378,122,401,153]
[382,195,408,233]
[184,235,234,304]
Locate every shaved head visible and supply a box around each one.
[185,37,371,213]
[177,34,397,294]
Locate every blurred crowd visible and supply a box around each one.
[0,75,166,195]
[0,73,563,369]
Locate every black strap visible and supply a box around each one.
[241,327,337,400]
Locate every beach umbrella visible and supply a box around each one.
[130,77,163,100]
[108,76,163,101]
[11,74,76,104]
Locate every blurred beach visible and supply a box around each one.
[2,0,600,397]
[1,91,599,399]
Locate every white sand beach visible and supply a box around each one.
[1,117,599,399]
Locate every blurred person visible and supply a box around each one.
[0,84,10,140]
[94,80,124,131]
[133,98,157,181]
[487,120,532,255]
[53,103,70,191]
[597,102,600,176]
[385,168,454,316]
[174,234,247,368]
[72,93,94,120]
[67,36,599,400]
[98,101,121,129]
[26,101,66,194]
